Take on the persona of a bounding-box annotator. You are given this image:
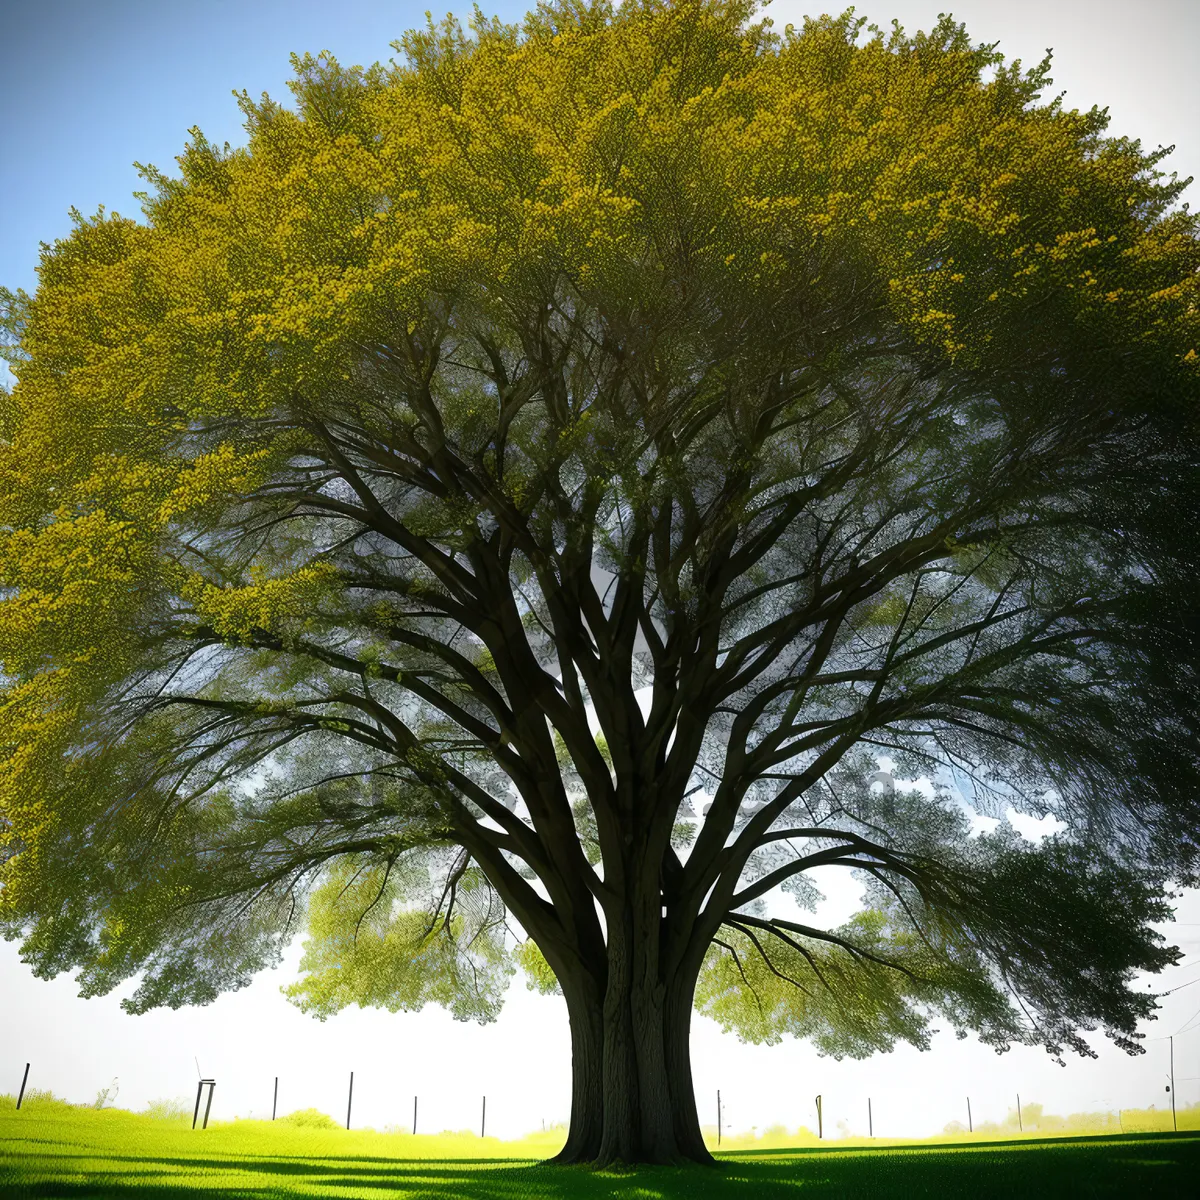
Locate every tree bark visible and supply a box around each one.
[547,970,605,1163]
[545,907,715,1167]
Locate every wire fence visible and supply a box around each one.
[7,1045,1200,1146]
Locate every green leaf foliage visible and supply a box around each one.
[284,856,512,1022]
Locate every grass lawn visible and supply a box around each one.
[2,1100,1198,1198]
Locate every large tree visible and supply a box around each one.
[1,0,1198,1167]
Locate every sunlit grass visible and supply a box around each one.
[2,1092,1198,1197]
[701,1100,1200,1152]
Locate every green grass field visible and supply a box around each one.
[2,1094,1198,1198]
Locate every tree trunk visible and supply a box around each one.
[546,912,715,1167]
[547,970,605,1163]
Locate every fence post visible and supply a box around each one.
[15,1064,29,1111]
[273,1076,278,1121]
[413,1095,418,1136]
[1170,1037,1177,1132]
[966,1096,973,1135]
[346,1072,354,1131]
[868,1097,873,1138]
[193,1080,215,1129]
[717,1090,721,1146]
[816,1094,823,1140]
[481,1095,486,1139]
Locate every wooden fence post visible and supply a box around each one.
[1170,1037,1177,1132]
[193,1080,215,1129]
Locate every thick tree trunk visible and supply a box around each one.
[547,970,605,1163]
[546,914,715,1167]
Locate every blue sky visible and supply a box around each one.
[2,0,1200,1139]
[3,0,1196,310]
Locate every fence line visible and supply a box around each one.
[9,1065,1198,1143]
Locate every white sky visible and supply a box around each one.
[4,0,1200,1140]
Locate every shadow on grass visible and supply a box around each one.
[3,1133,1200,1198]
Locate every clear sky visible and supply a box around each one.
[2,0,1199,1140]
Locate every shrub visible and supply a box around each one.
[278,1108,339,1129]
[143,1097,191,1121]
[8,1089,79,1112]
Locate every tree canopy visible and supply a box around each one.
[1,0,1198,1166]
